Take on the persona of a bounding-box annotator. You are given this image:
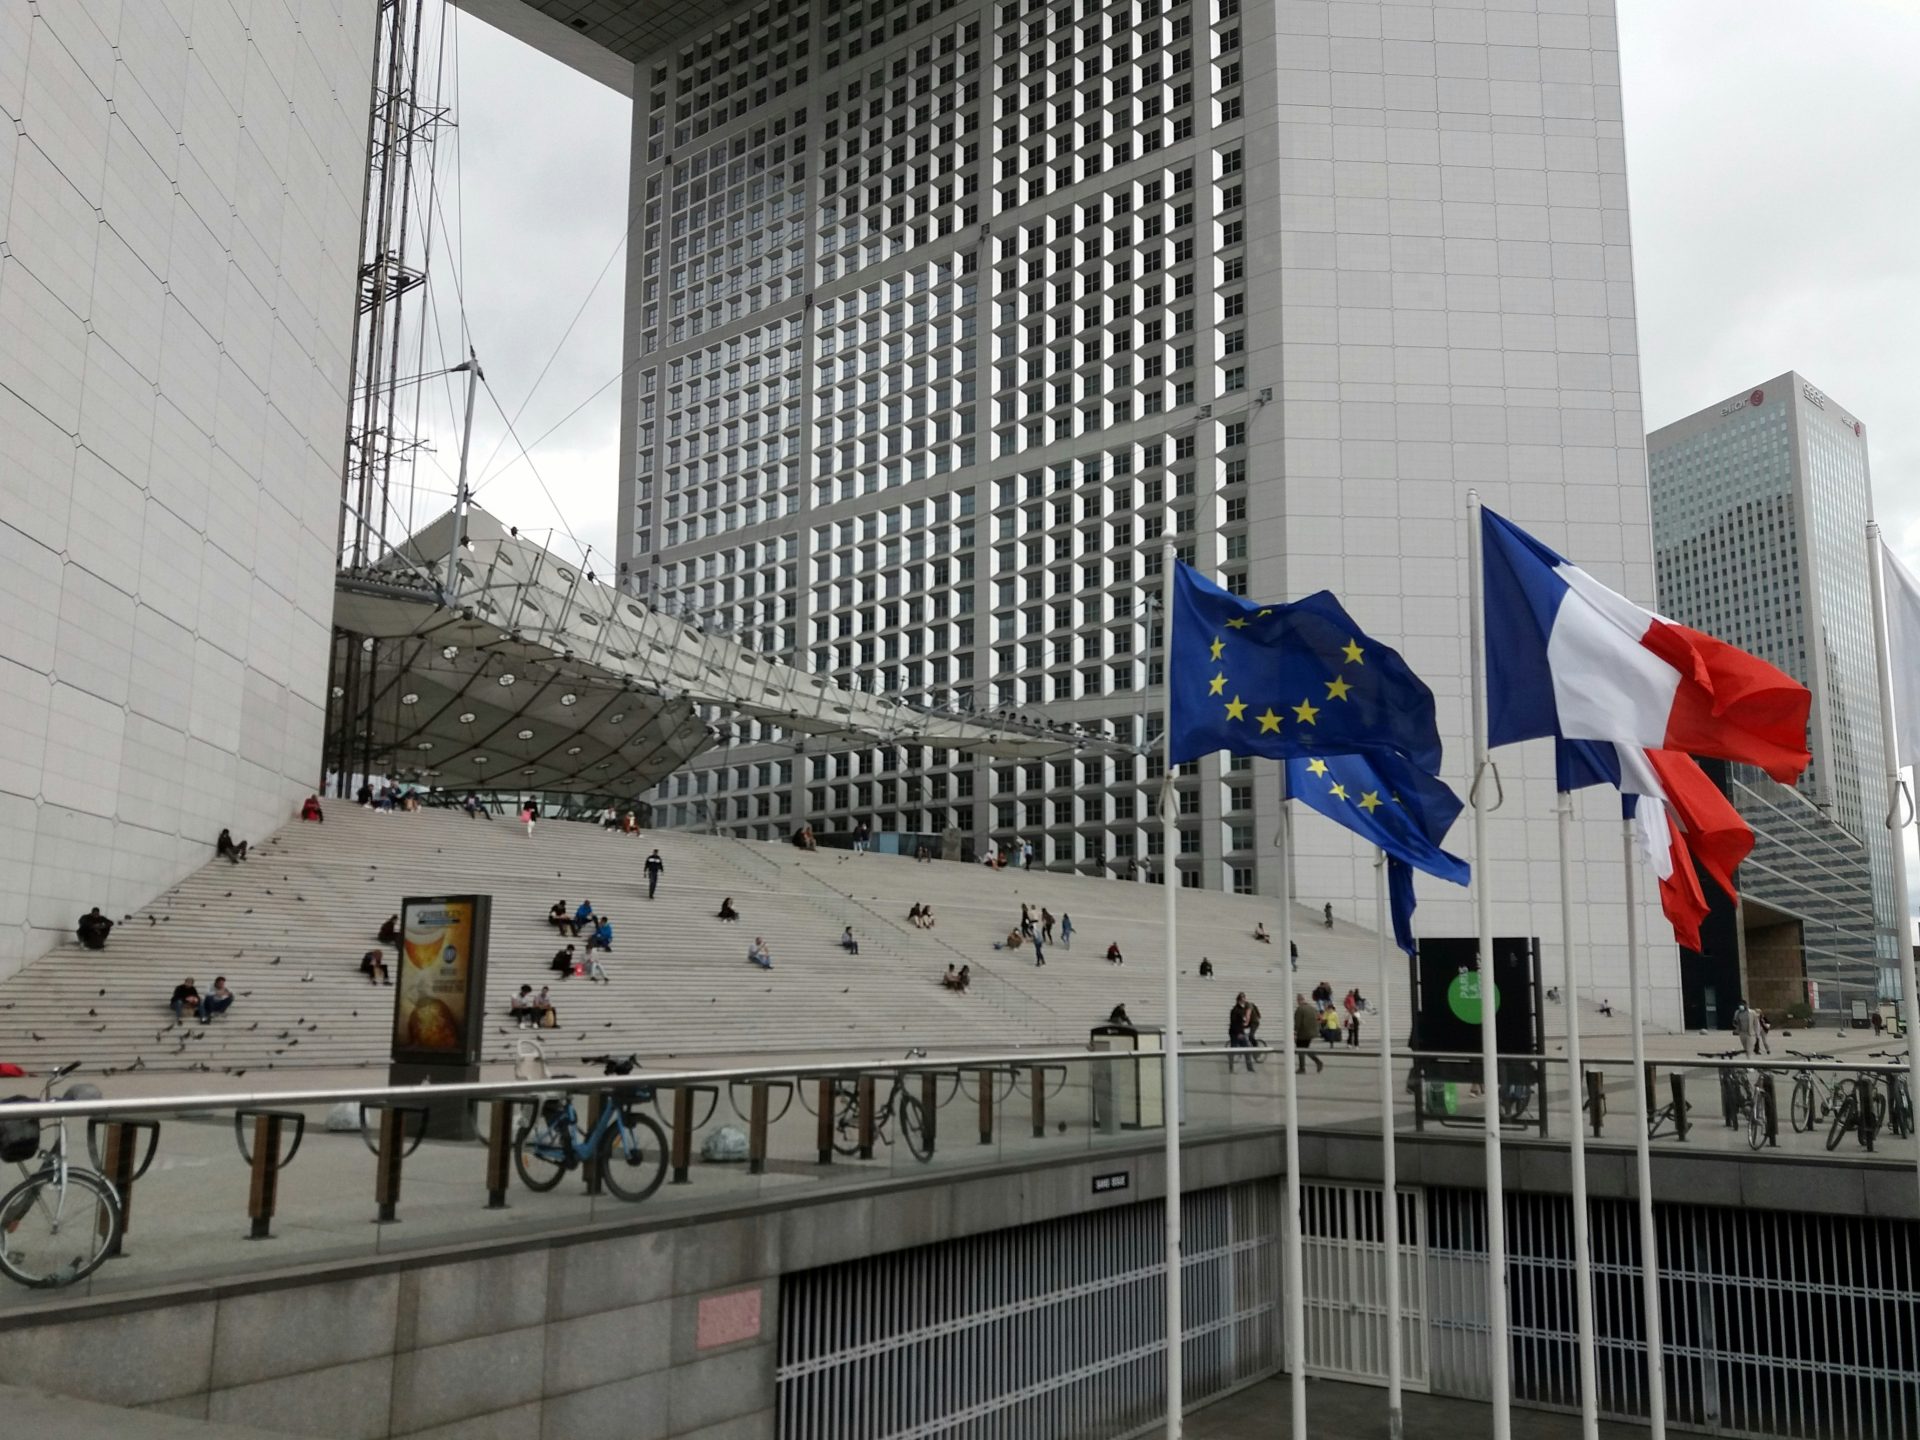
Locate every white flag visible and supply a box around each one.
[1881,538,1920,767]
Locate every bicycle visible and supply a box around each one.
[1824,1068,1884,1153]
[513,1054,669,1201]
[0,1062,122,1289]
[1868,1051,1913,1139]
[1786,1050,1841,1133]
[810,1055,939,1162]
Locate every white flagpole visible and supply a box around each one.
[1276,795,1307,1439]
[1159,546,1184,1440]
[1865,521,1920,1216]
[1372,849,1403,1439]
[1465,489,1514,1438]
[1619,818,1666,1437]
[1556,791,1601,1440]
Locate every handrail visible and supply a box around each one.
[0,1045,1129,1121]
[0,1045,1897,1122]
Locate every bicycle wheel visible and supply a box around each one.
[597,1113,669,1202]
[1789,1077,1813,1133]
[897,1090,933,1163]
[1826,1095,1856,1153]
[831,1092,863,1157]
[0,1169,120,1289]
[1746,1090,1769,1151]
[513,1120,575,1192]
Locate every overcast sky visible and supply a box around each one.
[415,0,1920,577]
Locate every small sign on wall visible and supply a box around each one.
[697,1287,764,1349]
[1092,1171,1130,1195]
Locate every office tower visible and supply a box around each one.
[0,2,374,976]
[1648,374,1896,1000]
[616,0,1666,1001]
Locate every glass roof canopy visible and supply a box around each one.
[329,506,1124,796]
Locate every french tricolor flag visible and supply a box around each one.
[1482,508,1811,783]
[1482,508,1810,949]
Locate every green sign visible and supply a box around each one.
[1447,971,1502,1026]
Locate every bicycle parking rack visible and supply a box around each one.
[1018,1064,1071,1139]
[485,1099,516,1209]
[663,1083,720,1183]
[232,1108,305,1240]
[962,1066,1023,1146]
[725,1078,796,1176]
[86,1116,160,1256]
[360,1102,429,1223]
[1585,1070,1606,1137]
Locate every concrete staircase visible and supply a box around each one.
[0,805,1636,1077]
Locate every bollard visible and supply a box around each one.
[246,1114,281,1240]
[672,1088,695,1184]
[816,1078,835,1165]
[748,1082,770,1176]
[1030,1067,1046,1139]
[857,1074,877,1160]
[1670,1073,1689,1143]
[921,1073,940,1156]
[583,1092,607,1196]
[374,1108,404,1223]
[1586,1069,1605,1137]
[978,1070,994,1145]
[485,1101,513,1209]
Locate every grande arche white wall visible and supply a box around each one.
[0,0,375,978]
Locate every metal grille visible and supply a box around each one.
[1299,1181,1429,1388]
[776,1183,1280,1439]
[1425,1187,1920,1438]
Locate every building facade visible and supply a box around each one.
[1647,374,1897,995]
[0,2,373,977]
[613,0,1669,1006]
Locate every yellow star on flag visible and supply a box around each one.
[1329,782,1348,801]
[1324,675,1352,702]
[1342,639,1365,665]
[1226,617,1248,629]
[1305,758,1329,777]
[1224,696,1247,722]
[1256,608,1273,618]
[1293,698,1320,725]
[1209,636,1225,661]
[1208,672,1227,696]
[1358,791,1382,812]
[1256,708,1283,734]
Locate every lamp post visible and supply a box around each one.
[442,348,482,607]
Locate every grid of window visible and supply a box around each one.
[818,20,984,280]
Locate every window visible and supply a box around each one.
[1223,366,1245,392]
[1223,421,1246,447]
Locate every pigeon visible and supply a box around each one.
[148,917,157,926]
[94,1024,106,1032]
[296,895,305,903]
[265,889,273,895]
[88,1008,96,1017]
[129,1057,145,1071]
[98,989,105,996]
[161,916,169,922]
[224,892,232,898]
[28,1031,43,1041]
[287,1038,299,1047]
[248,1022,259,1030]
[242,909,251,915]
[277,1030,291,1039]
[240,990,252,997]
[270,957,282,965]
[233,1069,246,1077]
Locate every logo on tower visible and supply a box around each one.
[1749,389,1765,407]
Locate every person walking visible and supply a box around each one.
[1754,1009,1772,1055]
[1022,839,1034,870]
[1228,994,1256,1072]
[520,801,537,838]
[1732,1001,1754,1056]
[1060,913,1073,948]
[645,849,665,899]
[1032,932,1046,967]
[853,822,870,855]
[1294,994,1324,1074]
[1040,909,1055,945]
[1322,903,1334,929]
[1345,992,1361,1047]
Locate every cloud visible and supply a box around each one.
[1618,0,1920,572]
[398,8,632,571]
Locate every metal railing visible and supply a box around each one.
[1,1044,1910,1309]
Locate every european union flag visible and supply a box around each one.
[1284,750,1470,955]
[1168,563,1443,772]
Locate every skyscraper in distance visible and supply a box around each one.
[1647,373,1896,1002]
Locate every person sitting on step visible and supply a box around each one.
[748,937,773,970]
[572,900,596,937]
[216,828,249,863]
[941,964,961,990]
[197,976,235,1023]
[77,907,114,950]
[1105,942,1124,965]
[550,944,577,978]
[378,914,401,948]
[954,964,971,993]
[548,901,572,935]
[717,897,740,922]
[359,949,390,985]
[1199,957,1215,979]
[1253,922,1270,944]
[300,794,325,823]
[586,917,613,956]
[839,926,860,955]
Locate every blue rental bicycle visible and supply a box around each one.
[513,1054,669,1202]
